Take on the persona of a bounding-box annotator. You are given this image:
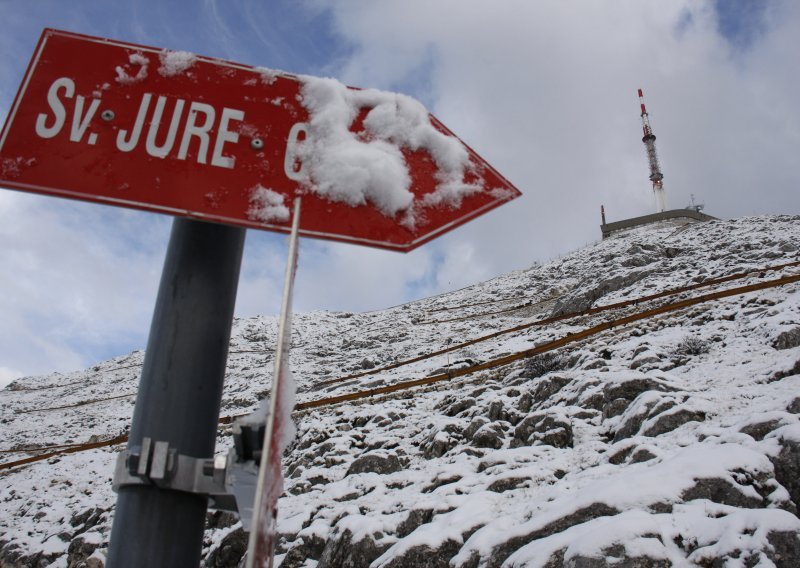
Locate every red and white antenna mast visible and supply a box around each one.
[638,88,666,212]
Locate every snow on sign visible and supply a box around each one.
[0,29,521,251]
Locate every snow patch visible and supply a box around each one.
[295,76,477,221]
[256,66,279,85]
[157,49,197,77]
[115,53,149,85]
[247,186,290,224]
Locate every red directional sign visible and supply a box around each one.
[0,29,520,251]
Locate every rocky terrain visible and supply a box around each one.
[2,214,800,567]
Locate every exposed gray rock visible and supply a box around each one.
[70,507,108,532]
[771,358,800,382]
[487,476,530,493]
[642,408,706,437]
[513,412,573,448]
[602,398,631,420]
[564,543,671,567]
[630,350,662,370]
[295,427,331,451]
[317,529,389,568]
[771,437,800,509]
[531,375,572,405]
[582,358,607,370]
[479,503,620,568]
[577,390,606,412]
[613,394,679,442]
[436,396,477,417]
[206,511,239,531]
[0,540,62,567]
[550,269,655,317]
[378,540,460,568]
[773,327,800,350]
[346,452,403,476]
[630,447,658,463]
[397,509,434,538]
[681,477,763,509]
[740,419,784,441]
[422,475,461,494]
[67,537,99,568]
[607,444,635,465]
[472,423,505,449]
[521,354,568,380]
[204,527,247,567]
[487,400,505,421]
[621,254,656,268]
[463,417,489,441]
[421,423,462,459]
[603,377,674,403]
[765,529,800,567]
[517,393,533,414]
[281,533,326,568]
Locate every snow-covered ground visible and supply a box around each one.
[2,215,800,567]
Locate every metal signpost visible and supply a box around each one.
[107,218,245,566]
[0,28,522,567]
[247,198,301,568]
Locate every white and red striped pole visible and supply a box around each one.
[637,88,666,212]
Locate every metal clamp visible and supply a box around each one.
[112,426,264,530]
[113,437,237,511]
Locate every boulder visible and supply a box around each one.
[476,503,619,568]
[513,412,573,449]
[530,375,572,404]
[773,327,800,350]
[281,533,327,568]
[487,476,530,493]
[771,437,800,509]
[379,541,461,568]
[642,408,706,437]
[740,419,785,441]
[204,528,247,567]
[67,537,100,568]
[472,423,505,449]
[346,452,403,476]
[463,417,490,441]
[396,509,434,538]
[613,393,680,442]
[550,269,655,317]
[317,529,389,568]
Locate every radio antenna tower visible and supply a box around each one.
[638,88,666,212]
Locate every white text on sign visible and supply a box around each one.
[33,77,311,178]
[34,77,245,170]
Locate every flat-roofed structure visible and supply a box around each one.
[601,209,717,239]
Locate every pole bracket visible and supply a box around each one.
[112,425,264,529]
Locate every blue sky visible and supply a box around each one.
[1,0,798,385]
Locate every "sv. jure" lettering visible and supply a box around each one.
[34,77,245,170]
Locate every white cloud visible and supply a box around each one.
[0,193,167,376]
[294,240,436,312]
[0,366,22,389]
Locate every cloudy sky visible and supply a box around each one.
[0,0,798,386]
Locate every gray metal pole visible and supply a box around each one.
[107,218,246,567]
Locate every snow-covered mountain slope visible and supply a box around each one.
[2,215,800,567]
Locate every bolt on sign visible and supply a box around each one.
[0,29,521,251]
